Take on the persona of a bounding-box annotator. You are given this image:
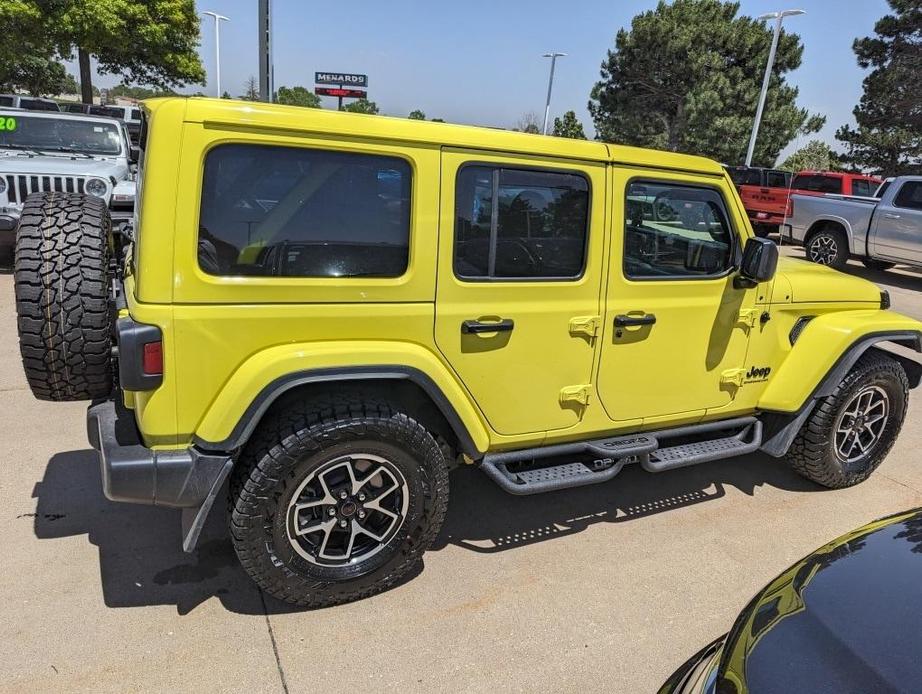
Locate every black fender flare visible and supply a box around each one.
[192,365,481,458]
[760,331,922,457]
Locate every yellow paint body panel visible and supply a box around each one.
[126,97,921,454]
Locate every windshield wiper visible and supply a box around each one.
[0,144,42,155]
[48,147,93,158]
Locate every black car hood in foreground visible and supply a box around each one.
[715,508,922,693]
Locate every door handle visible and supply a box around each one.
[883,213,901,219]
[614,314,657,328]
[461,319,515,334]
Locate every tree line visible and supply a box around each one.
[1,0,916,174]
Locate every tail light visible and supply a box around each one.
[786,197,794,218]
[142,341,163,375]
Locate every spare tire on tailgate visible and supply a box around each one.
[14,192,114,401]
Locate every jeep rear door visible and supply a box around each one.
[596,168,758,426]
[434,149,606,436]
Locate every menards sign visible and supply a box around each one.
[314,72,367,87]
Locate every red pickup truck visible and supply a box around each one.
[726,167,883,237]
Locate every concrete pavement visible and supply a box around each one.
[3,247,922,693]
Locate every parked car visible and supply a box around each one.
[0,94,60,111]
[727,167,883,238]
[725,166,792,237]
[783,176,922,271]
[59,104,142,144]
[660,508,922,693]
[0,109,137,261]
[791,170,882,197]
[12,97,922,608]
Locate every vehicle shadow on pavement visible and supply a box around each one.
[32,449,816,614]
[434,453,820,554]
[31,449,321,616]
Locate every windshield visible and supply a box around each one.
[0,115,122,155]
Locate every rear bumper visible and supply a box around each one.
[87,399,233,551]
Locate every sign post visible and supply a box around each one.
[315,72,368,110]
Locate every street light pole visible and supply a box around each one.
[202,11,230,97]
[542,52,566,135]
[745,9,805,166]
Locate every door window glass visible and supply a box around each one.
[454,165,589,279]
[624,181,734,279]
[894,181,922,210]
[198,144,412,277]
[852,179,875,197]
[765,170,790,188]
[792,174,843,194]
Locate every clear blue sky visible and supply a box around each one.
[82,0,890,163]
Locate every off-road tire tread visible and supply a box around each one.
[786,351,908,488]
[14,192,113,401]
[229,391,450,608]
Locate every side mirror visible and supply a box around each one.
[736,237,778,288]
[129,146,140,163]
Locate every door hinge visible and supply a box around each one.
[569,315,600,338]
[720,368,746,387]
[737,309,760,328]
[560,384,593,406]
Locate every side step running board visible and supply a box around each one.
[480,417,761,496]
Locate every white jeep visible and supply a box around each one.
[0,109,137,262]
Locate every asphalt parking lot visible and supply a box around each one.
[3,245,922,693]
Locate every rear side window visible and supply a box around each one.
[130,109,142,121]
[851,179,877,197]
[793,174,842,194]
[454,165,589,279]
[0,96,13,107]
[727,167,762,186]
[198,144,412,278]
[624,181,734,279]
[894,181,922,210]
[765,170,790,188]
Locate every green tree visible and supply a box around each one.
[552,110,587,139]
[431,117,444,123]
[589,0,824,165]
[778,140,843,172]
[276,85,321,108]
[61,72,80,95]
[31,0,206,103]
[342,98,379,114]
[221,90,231,99]
[836,0,921,176]
[408,109,426,120]
[239,76,259,101]
[0,3,69,95]
[110,83,176,99]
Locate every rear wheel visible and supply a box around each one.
[805,227,849,270]
[229,392,450,607]
[786,351,908,488]
[14,192,114,401]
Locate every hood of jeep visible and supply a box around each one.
[772,256,880,304]
[0,149,126,178]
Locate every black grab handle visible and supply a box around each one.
[614,314,656,328]
[461,319,515,334]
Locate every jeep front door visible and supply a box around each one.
[597,172,757,425]
[434,150,606,436]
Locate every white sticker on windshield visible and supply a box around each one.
[93,126,103,132]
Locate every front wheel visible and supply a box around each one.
[806,228,849,270]
[785,351,908,488]
[229,392,450,608]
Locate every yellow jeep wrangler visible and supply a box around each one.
[13,98,922,607]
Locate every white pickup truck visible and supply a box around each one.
[783,176,922,271]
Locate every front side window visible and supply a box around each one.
[454,166,589,279]
[793,174,843,194]
[624,181,734,279]
[198,144,412,278]
[894,181,922,211]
